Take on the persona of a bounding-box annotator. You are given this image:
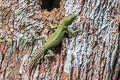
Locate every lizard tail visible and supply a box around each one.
[29,50,44,75]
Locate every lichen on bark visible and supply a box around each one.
[0,0,120,80]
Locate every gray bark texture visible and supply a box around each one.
[0,0,120,80]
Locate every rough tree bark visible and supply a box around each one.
[0,0,120,80]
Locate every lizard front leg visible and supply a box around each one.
[67,29,83,34]
[50,23,58,29]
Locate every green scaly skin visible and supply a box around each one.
[29,14,77,74]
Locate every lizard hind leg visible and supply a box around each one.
[42,38,55,63]
[44,49,54,63]
[36,36,55,62]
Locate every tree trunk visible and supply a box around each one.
[0,0,119,80]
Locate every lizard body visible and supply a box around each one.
[29,14,78,73]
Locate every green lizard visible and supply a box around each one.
[29,14,81,74]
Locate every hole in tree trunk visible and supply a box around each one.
[41,0,61,11]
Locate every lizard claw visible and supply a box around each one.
[44,51,54,64]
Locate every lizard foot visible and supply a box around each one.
[44,50,54,64]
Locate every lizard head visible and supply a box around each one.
[60,14,77,28]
